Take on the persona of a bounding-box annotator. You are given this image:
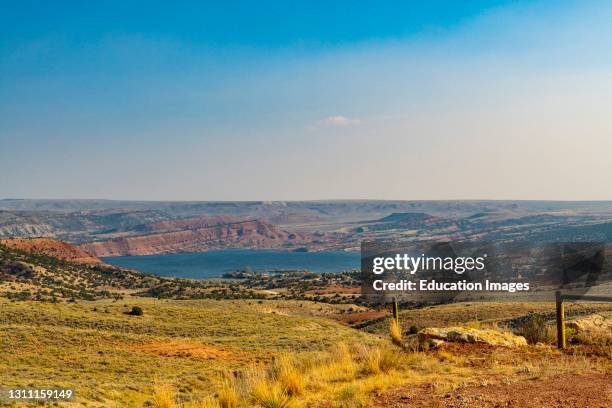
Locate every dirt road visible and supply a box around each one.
[374,373,611,407]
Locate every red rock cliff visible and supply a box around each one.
[78,218,311,257]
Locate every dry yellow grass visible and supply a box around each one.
[335,384,367,408]
[154,331,611,408]
[152,383,176,408]
[308,343,357,384]
[217,381,239,408]
[152,383,221,408]
[389,318,402,346]
[274,355,305,397]
[197,343,419,407]
[186,400,221,408]
[361,345,404,375]
[250,379,298,408]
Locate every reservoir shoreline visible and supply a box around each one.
[103,249,360,279]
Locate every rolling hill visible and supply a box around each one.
[0,238,164,300]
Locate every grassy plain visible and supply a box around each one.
[1,297,611,407]
[0,298,376,406]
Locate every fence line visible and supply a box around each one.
[555,291,612,349]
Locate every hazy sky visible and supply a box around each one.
[1,1,611,200]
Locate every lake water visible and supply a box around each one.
[103,249,360,279]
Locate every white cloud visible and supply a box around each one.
[317,115,361,127]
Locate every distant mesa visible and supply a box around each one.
[363,212,446,231]
[264,212,323,225]
[377,212,441,225]
[144,215,239,232]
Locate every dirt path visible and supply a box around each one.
[374,373,611,407]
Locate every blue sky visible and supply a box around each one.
[1,1,611,200]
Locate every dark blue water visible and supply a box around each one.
[103,249,360,278]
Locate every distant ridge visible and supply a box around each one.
[365,212,447,231]
[2,200,612,253]
[377,212,440,224]
[79,218,314,257]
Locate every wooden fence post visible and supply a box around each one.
[555,291,566,349]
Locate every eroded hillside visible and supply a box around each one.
[79,218,316,256]
[0,239,164,300]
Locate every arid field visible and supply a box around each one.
[1,296,610,407]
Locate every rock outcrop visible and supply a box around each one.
[567,314,611,335]
[419,327,528,347]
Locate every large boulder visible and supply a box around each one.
[419,327,528,347]
[566,314,611,335]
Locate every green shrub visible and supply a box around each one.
[129,306,144,316]
[515,314,554,344]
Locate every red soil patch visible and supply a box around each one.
[374,373,612,407]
